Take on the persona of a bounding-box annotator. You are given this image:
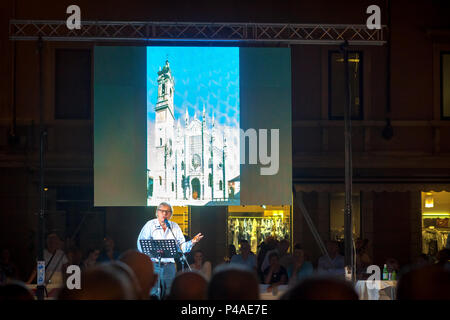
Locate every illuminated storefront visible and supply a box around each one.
[227,205,292,254]
[421,191,450,256]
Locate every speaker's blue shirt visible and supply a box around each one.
[137,218,193,263]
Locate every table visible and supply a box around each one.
[26,284,62,300]
[259,284,288,300]
[355,280,397,300]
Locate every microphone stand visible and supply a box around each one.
[157,249,163,299]
[149,228,165,299]
[165,220,191,271]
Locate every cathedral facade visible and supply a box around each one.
[147,60,240,206]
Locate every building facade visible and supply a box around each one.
[1,0,450,274]
[148,60,239,206]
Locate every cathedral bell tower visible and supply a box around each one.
[154,60,175,195]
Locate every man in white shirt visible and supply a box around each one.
[27,233,69,285]
[317,240,345,277]
[137,202,203,298]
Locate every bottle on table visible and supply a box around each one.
[382,264,388,280]
[392,270,397,280]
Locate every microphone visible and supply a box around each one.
[164,218,171,230]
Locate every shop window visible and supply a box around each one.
[227,205,292,255]
[329,193,361,242]
[421,191,450,256]
[329,51,363,120]
[55,49,91,119]
[441,52,450,119]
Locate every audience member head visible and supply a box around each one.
[103,236,115,252]
[46,233,61,253]
[385,258,400,273]
[85,248,100,264]
[0,281,35,300]
[193,250,205,266]
[239,240,251,256]
[397,264,450,300]
[168,271,208,300]
[67,247,83,266]
[278,239,290,255]
[208,264,259,300]
[292,244,306,263]
[265,236,278,251]
[326,241,339,258]
[119,250,157,299]
[268,252,280,268]
[57,264,137,300]
[228,244,237,259]
[281,276,358,300]
[107,261,141,299]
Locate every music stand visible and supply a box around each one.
[140,239,178,299]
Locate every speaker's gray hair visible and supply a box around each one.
[155,202,173,218]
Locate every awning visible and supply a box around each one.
[294,183,450,193]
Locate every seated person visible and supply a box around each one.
[82,248,100,270]
[385,257,400,274]
[355,239,372,278]
[287,244,313,286]
[27,233,69,286]
[97,236,120,262]
[317,241,345,277]
[261,239,292,272]
[262,252,288,287]
[224,244,237,263]
[230,240,256,271]
[190,250,212,280]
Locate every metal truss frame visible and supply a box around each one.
[10,20,387,45]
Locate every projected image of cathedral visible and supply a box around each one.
[147,59,240,206]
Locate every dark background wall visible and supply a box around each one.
[1,0,450,278]
[373,192,411,266]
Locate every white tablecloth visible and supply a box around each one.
[355,280,397,300]
[26,284,61,300]
[259,284,289,300]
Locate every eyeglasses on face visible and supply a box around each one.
[158,208,172,214]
